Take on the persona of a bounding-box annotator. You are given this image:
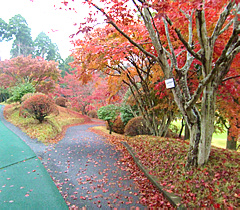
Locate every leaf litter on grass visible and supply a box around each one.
[125,135,239,208]
[90,126,240,208]
[91,128,173,208]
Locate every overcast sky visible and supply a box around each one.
[0,0,91,60]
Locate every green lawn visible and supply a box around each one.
[212,132,227,148]
[170,120,228,149]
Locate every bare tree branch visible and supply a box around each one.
[196,9,209,55]
[222,74,240,82]
[215,30,240,68]
[163,19,178,71]
[181,9,195,72]
[187,41,240,109]
[165,15,202,61]
[186,65,220,109]
[210,1,234,44]
[219,19,234,35]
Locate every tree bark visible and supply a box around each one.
[226,131,237,150]
[227,125,238,150]
[198,85,216,165]
[185,107,201,168]
[184,123,190,140]
[107,120,113,134]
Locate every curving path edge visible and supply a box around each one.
[0,105,68,209]
[0,105,146,209]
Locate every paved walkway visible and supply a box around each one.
[0,105,68,209]
[0,106,146,209]
[40,125,145,209]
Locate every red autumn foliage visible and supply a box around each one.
[126,136,240,208]
[90,125,240,208]
[58,72,110,114]
[66,0,240,167]
[0,55,60,94]
[21,92,44,103]
[20,94,58,123]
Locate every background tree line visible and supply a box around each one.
[0,13,79,103]
[0,14,61,61]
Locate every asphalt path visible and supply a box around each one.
[40,124,145,209]
[0,106,146,209]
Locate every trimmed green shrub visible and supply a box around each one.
[55,97,67,107]
[8,83,35,103]
[88,110,98,118]
[120,105,135,125]
[124,116,151,136]
[97,104,121,134]
[20,94,58,123]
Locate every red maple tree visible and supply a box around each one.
[57,71,111,114]
[0,55,60,94]
[63,0,240,167]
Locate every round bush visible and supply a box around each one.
[124,116,151,136]
[21,93,35,103]
[21,92,45,103]
[55,97,67,107]
[112,116,125,134]
[120,105,134,125]
[97,104,121,134]
[88,110,98,118]
[20,94,58,123]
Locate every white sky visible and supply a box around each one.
[0,0,91,60]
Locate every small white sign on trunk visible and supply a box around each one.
[165,78,175,89]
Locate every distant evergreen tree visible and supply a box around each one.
[7,14,34,57]
[59,56,75,77]
[34,32,62,62]
[0,14,63,62]
[0,18,8,42]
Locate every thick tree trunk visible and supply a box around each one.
[198,86,216,165]
[184,124,190,140]
[176,84,216,168]
[160,111,173,137]
[185,108,201,168]
[173,86,216,167]
[227,120,240,150]
[227,127,237,150]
